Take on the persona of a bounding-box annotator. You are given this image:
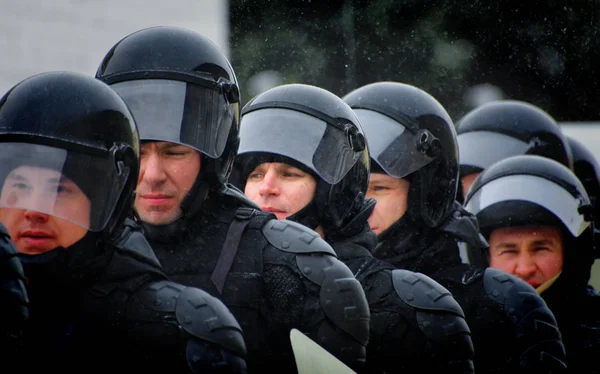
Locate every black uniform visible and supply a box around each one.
[329,215,474,374]
[17,218,247,373]
[465,155,600,373]
[234,83,475,373]
[0,71,247,373]
[95,27,371,373]
[374,208,567,373]
[0,222,28,358]
[343,81,568,373]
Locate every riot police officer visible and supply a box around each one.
[233,83,475,374]
[95,26,370,373]
[0,71,247,373]
[343,81,568,373]
[464,154,600,373]
[455,100,573,201]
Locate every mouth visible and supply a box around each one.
[140,194,173,205]
[528,281,541,288]
[19,231,56,247]
[142,194,172,199]
[21,230,54,239]
[261,206,285,214]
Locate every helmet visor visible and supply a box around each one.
[458,131,529,172]
[464,174,590,237]
[354,109,435,178]
[238,108,361,184]
[111,79,235,159]
[0,143,130,232]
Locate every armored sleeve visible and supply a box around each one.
[0,222,28,355]
[262,219,370,371]
[362,266,474,374]
[127,280,248,373]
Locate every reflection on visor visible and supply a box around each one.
[1,166,92,229]
[112,79,234,159]
[465,174,591,237]
[0,143,129,231]
[458,131,529,170]
[354,109,435,178]
[238,109,360,184]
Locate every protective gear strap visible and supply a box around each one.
[211,207,255,294]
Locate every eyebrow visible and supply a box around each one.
[8,172,71,185]
[531,239,556,246]
[160,143,189,150]
[493,239,556,250]
[369,178,398,187]
[6,173,27,181]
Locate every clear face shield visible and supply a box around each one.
[0,143,130,231]
[354,109,439,178]
[111,79,236,159]
[458,131,530,172]
[237,108,365,184]
[465,174,591,238]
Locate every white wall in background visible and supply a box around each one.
[0,0,229,95]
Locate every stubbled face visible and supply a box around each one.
[244,162,316,220]
[488,225,564,289]
[135,141,201,225]
[461,172,480,200]
[0,166,90,254]
[366,172,410,236]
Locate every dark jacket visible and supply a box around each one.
[538,231,600,374]
[321,203,474,374]
[14,218,247,373]
[139,191,370,373]
[0,222,28,358]
[374,206,568,373]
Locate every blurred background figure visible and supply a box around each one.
[455,100,573,202]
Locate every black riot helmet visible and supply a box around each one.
[343,81,458,228]
[0,71,139,239]
[464,155,595,267]
[566,136,600,229]
[456,100,573,179]
[96,26,241,214]
[234,83,371,233]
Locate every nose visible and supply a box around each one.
[258,169,280,196]
[24,210,50,223]
[514,254,537,279]
[140,151,167,186]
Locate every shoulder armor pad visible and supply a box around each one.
[482,268,563,340]
[175,286,246,357]
[482,268,545,317]
[138,281,246,357]
[262,219,336,256]
[482,268,567,368]
[392,269,465,316]
[296,253,371,354]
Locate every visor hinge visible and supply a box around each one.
[415,130,441,158]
